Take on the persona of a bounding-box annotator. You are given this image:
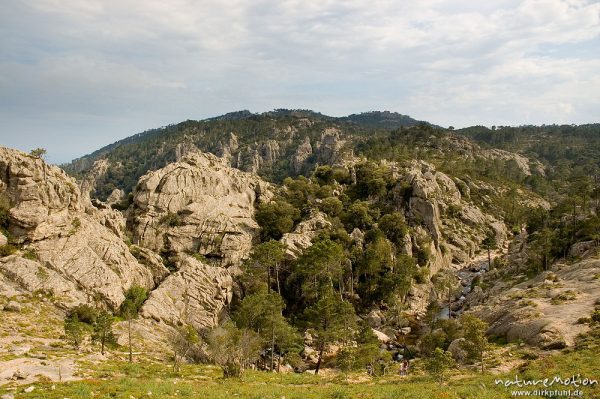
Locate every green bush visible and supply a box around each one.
[414,267,430,284]
[120,285,148,317]
[22,248,38,260]
[255,200,300,240]
[64,315,88,349]
[67,304,99,325]
[318,197,343,217]
[159,212,183,227]
[551,290,577,305]
[0,206,9,231]
[0,244,18,257]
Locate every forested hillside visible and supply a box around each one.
[2,111,600,396]
[63,110,428,200]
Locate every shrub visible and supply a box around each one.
[255,201,300,240]
[64,315,87,349]
[425,348,455,385]
[414,267,430,284]
[204,322,262,378]
[0,244,17,257]
[0,206,9,231]
[120,286,148,317]
[319,197,343,217]
[67,304,98,325]
[159,212,183,227]
[22,249,38,260]
[551,290,577,305]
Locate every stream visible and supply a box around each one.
[439,255,491,319]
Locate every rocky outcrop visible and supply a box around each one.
[129,245,170,286]
[30,220,155,308]
[141,256,233,330]
[0,147,83,243]
[0,147,157,310]
[442,135,545,177]
[79,159,109,200]
[174,139,198,161]
[569,240,597,258]
[391,160,510,316]
[280,211,332,258]
[0,256,88,306]
[485,149,534,176]
[128,151,271,268]
[292,137,313,173]
[316,128,345,165]
[218,133,285,173]
[0,146,278,344]
[105,189,124,205]
[217,132,239,165]
[468,255,600,348]
[400,161,507,271]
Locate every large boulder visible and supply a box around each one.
[569,240,596,258]
[280,211,331,258]
[141,256,233,330]
[128,152,271,267]
[0,147,83,242]
[470,257,600,348]
[292,137,313,173]
[447,338,468,362]
[0,147,157,310]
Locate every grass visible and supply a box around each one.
[1,296,598,399]
[517,299,537,308]
[1,342,598,399]
[551,290,578,305]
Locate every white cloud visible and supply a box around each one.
[0,0,599,162]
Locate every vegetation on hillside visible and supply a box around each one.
[42,111,600,388]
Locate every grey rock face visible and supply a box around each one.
[129,151,271,268]
[280,211,331,259]
[401,160,507,271]
[0,147,156,310]
[0,146,274,335]
[0,147,83,243]
[447,338,468,362]
[141,256,233,330]
[316,128,345,165]
[292,137,313,173]
[470,256,600,348]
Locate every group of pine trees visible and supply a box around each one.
[58,119,600,381]
[63,286,147,361]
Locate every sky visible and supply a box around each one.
[1,0,599,164]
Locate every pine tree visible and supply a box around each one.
[460,314,489,373]
[425,348,456,384]
[303,288,356,374]
[92,310,115,355]
[119,286,148,363]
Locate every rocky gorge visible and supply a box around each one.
[1,115,599,390]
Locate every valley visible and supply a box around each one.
[1,111,600,398]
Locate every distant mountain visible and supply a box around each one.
[205,109,428,128]
[63,110,432,199]
[340,111,430,129]
[63,109,600,205]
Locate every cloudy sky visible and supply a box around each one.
[1,0,599,163]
